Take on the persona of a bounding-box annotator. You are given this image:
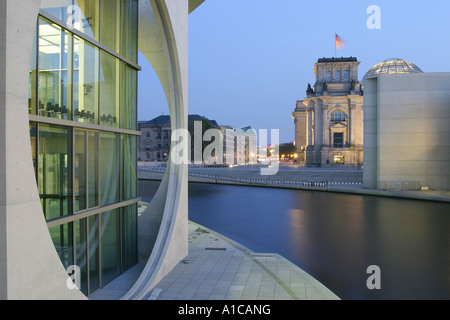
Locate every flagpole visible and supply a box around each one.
[334,33,337,58]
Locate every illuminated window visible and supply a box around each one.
[334,155,344,164]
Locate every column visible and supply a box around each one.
[305,103,314,166]
[292,101,307,152]
[307,101,314,146]
[322,103,329,146]
[349,103,356,146]
[314,99,323,150]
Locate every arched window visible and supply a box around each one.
[335,71,341,80]
[330,110,347,122]
[326,71,332,80]
[343,70,350,80]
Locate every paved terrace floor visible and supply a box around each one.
[90,221,340,301]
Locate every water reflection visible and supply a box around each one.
[138,180,450,300]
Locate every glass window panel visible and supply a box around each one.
[88,215,100,294]
[100,0,120,52]
[122,204,138,270]
[30,123,38,180]
[38,124,72,220]
[75,218,88,296]
[74,0,100,41]
[99,51,119,128]
[331,110,347,122]
[120,0,138,62]
[38,18,72,120]
[41,0,73,22]
[74,130,87,212]
[101,209,121,286]
[335,71,341,80]
[334,133,344,148]
[88,131,99,208]
[74,36,99,124]
[49,223,73,270]
[343,70,350,80]
[75,130,99,211]
[122,135,137,201]
[100,132,120,206]
[120,62,137,130]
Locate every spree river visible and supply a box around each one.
[139,180,450,300]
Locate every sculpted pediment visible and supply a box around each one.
[329,122,348,129]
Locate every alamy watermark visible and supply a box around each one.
[66,5,92,31]
[367,5,381,30]
[171,121,280,175]
[67,265,81,290]
[366,265,381,290]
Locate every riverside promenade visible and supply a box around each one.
[91,221,340,300]
[139,165,450,203]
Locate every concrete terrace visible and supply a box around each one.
[90,221,340,300]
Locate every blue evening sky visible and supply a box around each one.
[138,0,450,143]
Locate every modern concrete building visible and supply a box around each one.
[293,57,364,168]
[1,0,202,300]
[363,71,450,191]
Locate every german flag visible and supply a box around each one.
[335,33,345,49]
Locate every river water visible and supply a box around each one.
[138,180,450,300]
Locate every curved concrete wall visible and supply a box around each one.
[0,0,189,300]
[121,0,189,300]
[0,0,86,300]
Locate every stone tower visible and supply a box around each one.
[293,57,364,168]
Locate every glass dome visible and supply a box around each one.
[362,58,423,88]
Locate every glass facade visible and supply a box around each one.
[38,18,73,120]
[38,124,72,220]
[74,36,100,125]
[40,0,138,63]
[29,0,139,297]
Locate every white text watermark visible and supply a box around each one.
[170,122,280,175]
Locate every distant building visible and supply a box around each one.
[138,115,219,163]
[293,57,364,168]
[234,126,258,165]
[138,116,172,162]
[220,125,235,164]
